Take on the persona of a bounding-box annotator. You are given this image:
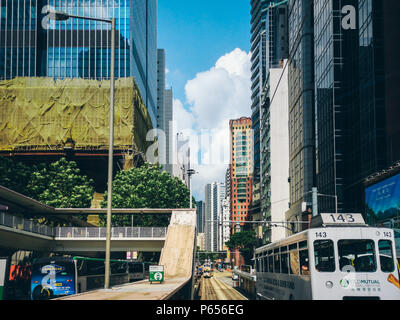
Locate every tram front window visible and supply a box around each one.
[338,240,376,273]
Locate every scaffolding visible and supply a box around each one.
[0,77,153,154]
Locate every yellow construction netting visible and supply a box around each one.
[0,77,153,153]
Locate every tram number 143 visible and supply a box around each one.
[320,213,366,225]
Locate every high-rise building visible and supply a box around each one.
[230,117,253,235]
[204,182,225,252]
[163,88,174,175]
[157,49,166,131]
[285,0,315,231]
[196,200,205,234]
[156,49,174,175]
[284,0,400,232]
[358,0,400,219]
[250,0,286,221]
[0,0,158,127]
[221,197,231,250]
[260,61,289,243]
[259,0,289,242]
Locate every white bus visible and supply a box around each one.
[255,214,400,300]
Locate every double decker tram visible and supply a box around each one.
[255,214,400,300]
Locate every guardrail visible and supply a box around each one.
[55,227,168,239]
[0,212,168,240]
[0,211,54,237]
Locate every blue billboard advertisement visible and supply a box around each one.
[365,173,400,223]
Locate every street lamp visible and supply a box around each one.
[47,9,116,290]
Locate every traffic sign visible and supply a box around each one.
[149,265,164,284]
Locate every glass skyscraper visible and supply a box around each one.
[0,0,157,127]
[285,0,315,230]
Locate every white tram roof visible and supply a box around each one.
[255,213,383,255]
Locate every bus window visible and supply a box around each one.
[281,252,289,274]
[300,250,310,275]
[338,240,376,273]
[289,249,299,275]
[379,240,395,273]
[76,259,87,277]
[274,254,281,274]
[314,240,335,272]
[268,252,274,273]
[262,256,268,273]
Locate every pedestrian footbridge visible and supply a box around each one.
[0,212,167,253]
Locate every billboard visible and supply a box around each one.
[365,173,400,223]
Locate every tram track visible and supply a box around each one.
[199,274,247,301]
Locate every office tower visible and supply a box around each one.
[250,0,270,219]
[156,49,173,175]
[204,184,213,252]
[157,49,166,131]
[259,0,289,242]
[285,0,315,231]
[261,62,289,243]
[230,118,253,234]
[205,182,225,253]
[214,183,226,252]
[196,200,205,234]
[250,0,286,220]
[0,0,158,127]
[221,197,231,250]
[313,0,359,215]
[163,88,173,175]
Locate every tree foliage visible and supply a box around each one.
[0,157,34,195]
[27,158,94,209]
[225,230,258,265]
[100,163,191,227]
[0,157,95,223]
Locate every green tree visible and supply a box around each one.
[225,230,258,265]
[0,156,34,195]
[100,163,191,227]
[27,158,94,209]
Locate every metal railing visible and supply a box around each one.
[0,212,55,237]
[0,212,168,240]
[55,227,168,239]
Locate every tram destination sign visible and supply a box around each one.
[311,213,367,228]
[149,265,164,284]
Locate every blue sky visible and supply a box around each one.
[157,1,252,201]
[158,0,251,103]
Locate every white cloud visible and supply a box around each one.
[185,48,251,131]
[171,48,252,200]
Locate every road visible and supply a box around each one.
[199,271,247,301]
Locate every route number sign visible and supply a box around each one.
[320,213,366,225]
[149,265,164,284]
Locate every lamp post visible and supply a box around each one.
[47,10,116,290]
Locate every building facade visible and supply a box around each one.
[284,0,400,233]
[196,200,205,234]
[163,88,173,175]
[285,0,316,231]
[259,0,289,243]
[250,0,288,224]
[230,117,253,234]
[0,0,158,127]
[204,182,225,252]
[261,62,289,243]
